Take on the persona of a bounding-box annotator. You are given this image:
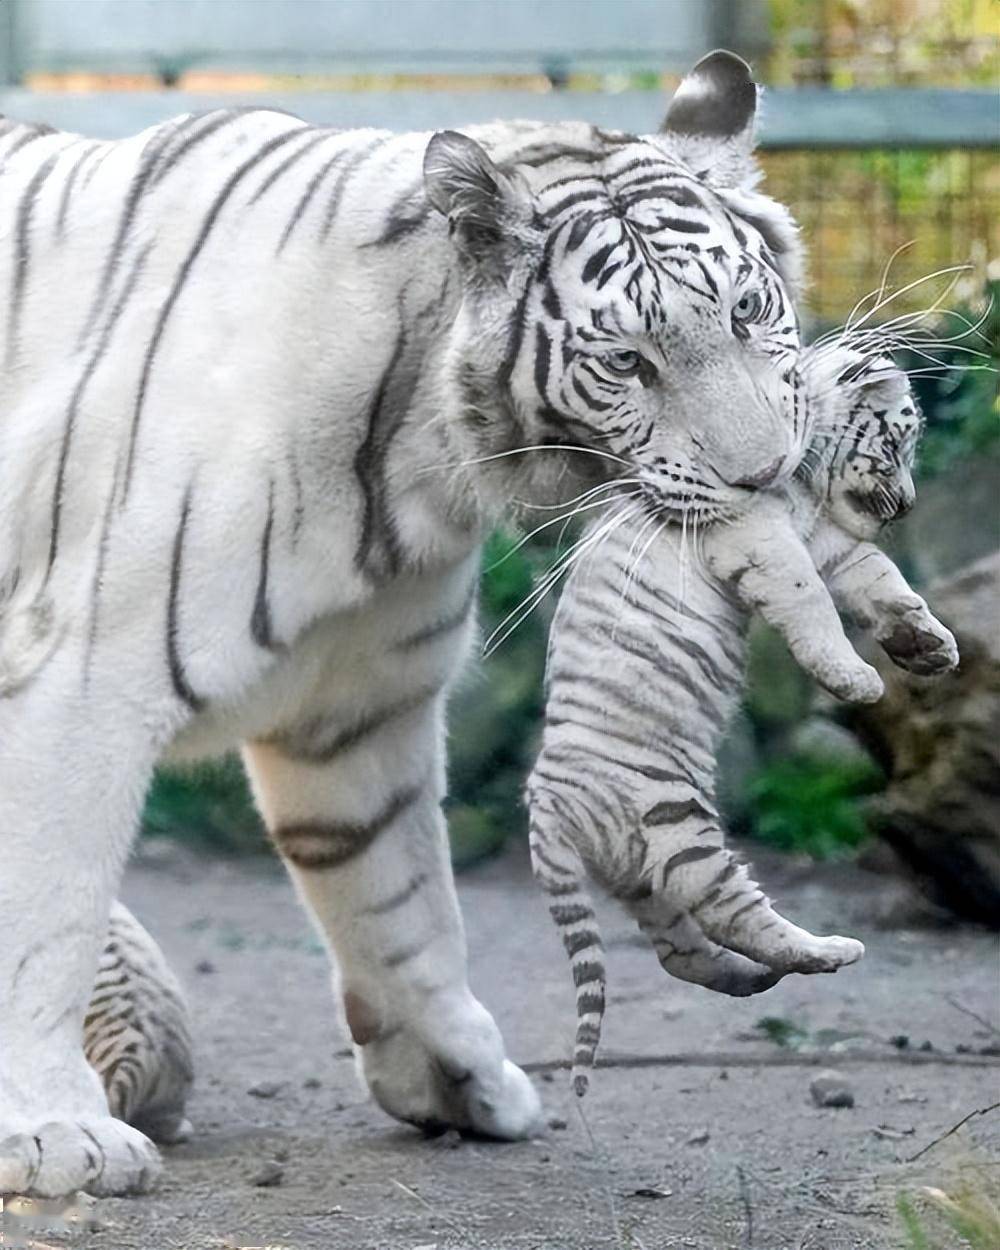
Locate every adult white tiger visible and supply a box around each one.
[0,52,810,1196]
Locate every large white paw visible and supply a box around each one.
[0,1117,161,1198]
[353,995,541,1140]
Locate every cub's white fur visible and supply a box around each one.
[529,349,957,1089]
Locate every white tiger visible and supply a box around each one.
[528,348,958,1092]
[1,51,818,1196]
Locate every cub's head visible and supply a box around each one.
[803,353,921,540]
[424,51,806,521]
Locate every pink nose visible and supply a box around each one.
[732,456,784,489]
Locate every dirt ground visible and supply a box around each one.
[27,842,1000,1250]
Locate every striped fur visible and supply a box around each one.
[1,50,832,1195]
[529,346,958,1093]
[84,904,193,1144]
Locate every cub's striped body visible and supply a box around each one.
[2,51,833,1196]
[529,348,958,1091]
[84,904,193,1145]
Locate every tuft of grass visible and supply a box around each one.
[897,1180,1000,1250]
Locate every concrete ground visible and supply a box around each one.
[28,844,1000,1250]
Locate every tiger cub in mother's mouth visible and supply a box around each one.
[528,347,958,1092]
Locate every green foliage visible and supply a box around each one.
[143,756,266,854]
[744,749,883,859]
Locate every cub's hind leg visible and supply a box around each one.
[86,903,194,1145]
[244,690,540,1141]
[0,650,167,1197]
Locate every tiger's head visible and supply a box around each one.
[424,52,806,521]
[802,352,921,541]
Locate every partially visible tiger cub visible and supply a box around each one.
[528,348,958,1092]
[84,904,193,1145]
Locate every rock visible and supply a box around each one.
[547,1116,568,1131]
[194,959,216,975]
[303,1076,322,1090]
[251,1161,285,1187]
[247,1081,283,1099]
[810,1070,855,1108]
[685,1129,711,1146]
[854,552,1000,927]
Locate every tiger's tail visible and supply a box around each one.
[529,809,605,1096]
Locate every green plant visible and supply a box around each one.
[142,755,266,854]
[745,750,883,859]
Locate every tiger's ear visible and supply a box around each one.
[660,49,760,190]
[423,131,538,275]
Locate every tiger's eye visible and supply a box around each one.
[732,291,763,325]
[602,349,644,376]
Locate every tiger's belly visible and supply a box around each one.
[164,552,479,764]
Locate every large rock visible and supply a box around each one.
[855,552,1000,927]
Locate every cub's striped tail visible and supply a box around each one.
[529,812,605,1096]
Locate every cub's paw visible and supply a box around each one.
[815,656,884,704]
[879,606,959,676]
[0,1117,161,1198]
[353,995,540,1141]
[786,934,865,975]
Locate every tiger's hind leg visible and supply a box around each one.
[85,903,194,1146]
[243,690,540,1141]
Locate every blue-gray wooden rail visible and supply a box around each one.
[0,86,995,148]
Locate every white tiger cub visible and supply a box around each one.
[84,904,193,1146]
[528,349,957,1092]
[1,49,818,1196]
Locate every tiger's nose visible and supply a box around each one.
[732,456,784,489]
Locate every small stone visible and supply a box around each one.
[303,1076,322,1089]
[247,1081,283,1099]
[541,1072,555,1083]
[810,1070,855,1108]
[890,1035,910,1050]
[685,1129,711,1146]
[919,1040,935,1052]
[547,1116,568,1131]
[251,1161,285,1187]
[195,959,216,975]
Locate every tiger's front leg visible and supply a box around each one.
[243,693,540,1140]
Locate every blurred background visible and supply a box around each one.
[3,0,995,924]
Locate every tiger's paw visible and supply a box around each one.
[352,992,541,1140]
[878,603,958,676]
[0,1117,161,1198]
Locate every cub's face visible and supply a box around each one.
[424,52,807,521]
[805,355,921,541]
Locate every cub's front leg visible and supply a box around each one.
[243,686,540,1140]
[704,503,884,703]
[812,523,959,676]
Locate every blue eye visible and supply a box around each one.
[732,290,764,326]
[602,349,644,376]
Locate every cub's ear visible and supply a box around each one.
[423,130,538,275]
[660,49,760,190]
